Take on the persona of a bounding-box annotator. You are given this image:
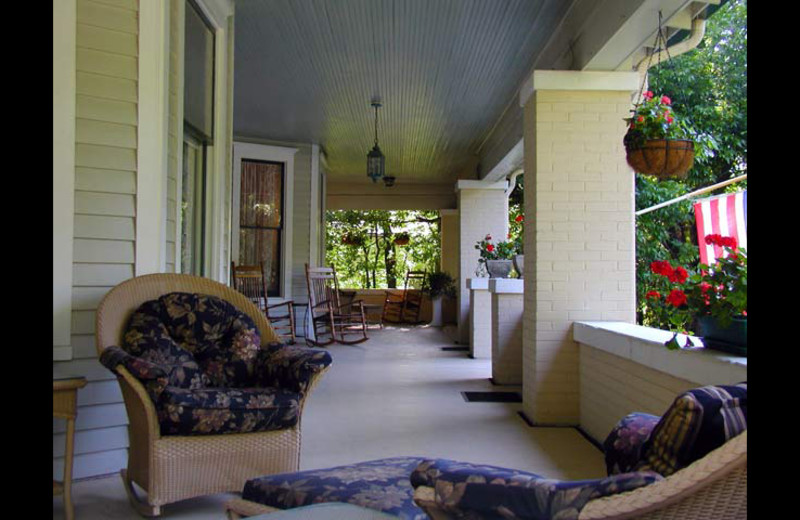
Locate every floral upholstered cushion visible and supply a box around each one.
[603,413,660,475]
[157,292,262,387]
[157,386,301,435]
[410,459,663,520]
[636,382,747,477]
[99,346,171,402]
[257,342,333,395]
[121,298,211,390]
[242,457,428,520]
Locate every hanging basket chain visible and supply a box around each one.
[635,10,673,105]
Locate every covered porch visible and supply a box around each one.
[53,0,745,517]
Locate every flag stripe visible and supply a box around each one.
[693,190,747,266]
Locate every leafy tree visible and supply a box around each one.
[325,210,440,288]
[635,0,746,328]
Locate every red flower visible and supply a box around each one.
[485,234,492,241]
[666,289,687,307]
[643,91,654,100]
[486,244,495,252]
[666,116,674,124]
[637,115,644,123]
[645,291,661,300]
[699,282,713,294]
[650,260,674,278]
[515,214,524,223]
[668,266,688,284]
[661,95,671,105]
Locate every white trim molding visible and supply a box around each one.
[53,0,77,359]
[519,70,640,107]
[136,0,171,275]
[231,142,298,299]
[454,179,508,193]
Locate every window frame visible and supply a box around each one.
[231,142,297,300]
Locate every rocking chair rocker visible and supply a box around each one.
[305,264,369,346]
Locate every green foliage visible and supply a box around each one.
[427,271,457,299]
[636,0,746,329]
[325,210,440,288]
[624,92,693,150]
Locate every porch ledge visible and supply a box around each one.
[488,278,523,294]
[573,321,746,386]
[467,278,489,290]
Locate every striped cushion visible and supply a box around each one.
[637,382,747,477]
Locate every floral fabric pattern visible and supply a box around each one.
[603,413,660,475]
[257,342,333,395]
[100,292,332,436]
[410,459,662,520]
[242,457,428,520]
[637,382,747,477]
[157,386,300,435]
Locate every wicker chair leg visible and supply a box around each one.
[121,469,161,517]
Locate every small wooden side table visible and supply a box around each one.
[53,376,87,520]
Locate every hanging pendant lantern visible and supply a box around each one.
[367,101,385,183]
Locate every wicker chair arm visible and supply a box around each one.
[115,365,163,441]
[579,430,747,520]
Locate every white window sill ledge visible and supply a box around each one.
[573,321,747,386]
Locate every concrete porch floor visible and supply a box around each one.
[55,325,605,519]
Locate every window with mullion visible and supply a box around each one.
[239,159,284,296]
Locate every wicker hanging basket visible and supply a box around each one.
[626,139,694,179]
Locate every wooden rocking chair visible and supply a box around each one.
[231,262,296,344]
[382,271,428,324]
[304,264,369,346]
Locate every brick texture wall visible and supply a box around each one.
[523,89,635,425]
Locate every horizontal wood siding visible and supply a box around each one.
[54,0,138,481]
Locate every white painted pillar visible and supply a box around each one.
[490,278,524,385]
[520,70,639,425]
[455,180,509,344]
[467,278,491,358]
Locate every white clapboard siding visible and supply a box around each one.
[165,0,184,273]
[54,0,139,481]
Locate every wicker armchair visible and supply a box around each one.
[95,273,332,516]
[412,430,747,520]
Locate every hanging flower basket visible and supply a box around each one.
[625,139,694,179]
[393,233,410,246]
[342,234,364,247]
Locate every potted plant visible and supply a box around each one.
[644,234,747,355]
[393,232,410,246]
[624,91,694,179]
[474,234,516,278]
[426,271,457,327]
[510,214,524,277]
[341,233,365,247]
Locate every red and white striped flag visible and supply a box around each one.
[693,190,747,265]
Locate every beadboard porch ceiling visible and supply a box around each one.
[232,0,714,186]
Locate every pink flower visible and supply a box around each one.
[643,91,654,100]
[661,95,671,105]
[485,234,492,241]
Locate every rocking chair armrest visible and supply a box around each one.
[337,300,366,315]
[265,299,294,312]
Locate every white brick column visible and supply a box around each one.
[468,278,491,358]
[490,278,524,384]
[456,180,509,344]
[521,70,639,425]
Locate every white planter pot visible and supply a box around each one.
[430,296,443,327]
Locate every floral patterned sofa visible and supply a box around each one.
[225,383,746,520]
[96,274,332,516]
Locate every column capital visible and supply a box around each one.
[454,179,507,193]
[519,70,640,107]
